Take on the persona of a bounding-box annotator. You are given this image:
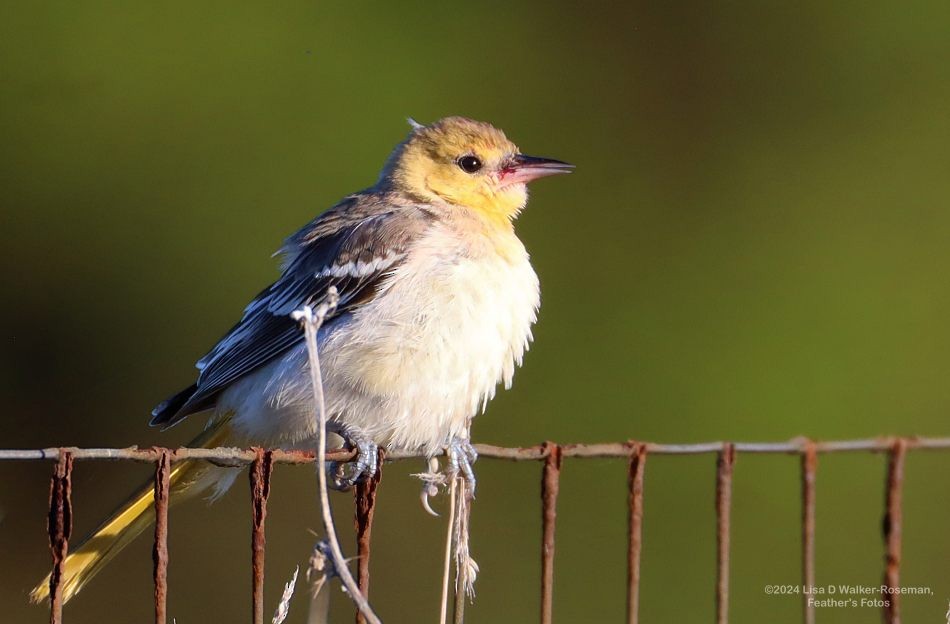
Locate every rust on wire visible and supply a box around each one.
[626,442,647,624]
[354,447,385,624]
[4,436,948,621]
[249,448,274,624]
[800,441,817,624]
[540,441,562,624]
[715,443,736,624]
[5,436,950,464]
[882,438,906,624]
[46,450,73,624]
[153,449,171,624]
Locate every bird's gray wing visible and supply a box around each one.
[151,200,433,427]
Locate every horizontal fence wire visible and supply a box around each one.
[9,436,950,624]
[5,436,950,464]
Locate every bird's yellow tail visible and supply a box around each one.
[30,421,232,605]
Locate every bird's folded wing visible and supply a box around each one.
[165,203,434,423]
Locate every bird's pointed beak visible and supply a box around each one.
[501,154,574,185]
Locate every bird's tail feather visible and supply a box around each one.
[30,419,232,605]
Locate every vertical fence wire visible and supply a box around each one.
[354,449,384,624]
[800,442,817,624]
[540,442,563,624]
[626,442,647,624]
[250,448,274,624]
[882,438,906,624]
[152,450,171,624]
[715,444,736,624]
[46,450,73,624]
[13,437,949,622]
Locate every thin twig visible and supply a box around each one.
[439,478,458,624]
[293,291,381,624]
[452,478,477,623]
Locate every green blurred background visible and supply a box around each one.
[2,1,950,622]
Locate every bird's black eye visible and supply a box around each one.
[457,155,482,173]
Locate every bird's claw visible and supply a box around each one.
[417,457,444,516]
[326,423,378,490]
[447,437,478,497]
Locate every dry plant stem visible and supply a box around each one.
[453,567,466,624]
[452,478,471,624]
[307,587,331,624]
[439,478,459,624]
[296,298,382,624]
[306,542,332,624]
[272,566,298,624]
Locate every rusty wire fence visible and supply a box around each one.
[5,435,950,624]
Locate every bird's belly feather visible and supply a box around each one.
[220,232,540,455]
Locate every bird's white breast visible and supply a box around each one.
[222,220,540,455]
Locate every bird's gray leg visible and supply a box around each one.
[447,437,478,496]
[325,421,378,490]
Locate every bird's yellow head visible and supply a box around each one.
[380,116,572,224]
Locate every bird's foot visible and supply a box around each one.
[325,422,378,490]
[413,439,477,514]
[447,437,478,498]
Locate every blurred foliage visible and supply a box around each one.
[2,1,950,622]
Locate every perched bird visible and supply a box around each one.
[31,116,572,604]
